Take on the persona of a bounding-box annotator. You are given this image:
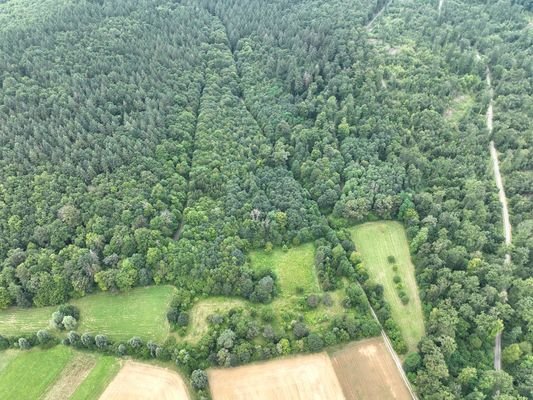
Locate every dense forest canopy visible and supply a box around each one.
[0,0,531,398]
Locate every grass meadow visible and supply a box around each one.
[350,221,424,352]
[250,243,320,297]
[0,346,73,399]
[0,285,175,342]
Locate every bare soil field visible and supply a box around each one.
[208,352,345,400]
[99,361,190,400]
[331,337,411,400]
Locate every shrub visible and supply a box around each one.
[36,330,51,345]
[293,322,309,339]
[392,265,398,272]
[322,293,333,307]
[117,343,127,356]
[62,315,77,331]
[18,337,30,350]
[306,294,320,309]
[68,331,81,346]
[50,311,65,330]
[387,255,396,264]
[306,333,324,352]
[81,333,95,347]
[95,334,108,349]
[191,369,208,390]
[128,336,143,348]
[177,312,189,327]
[58,304,80,320]
[393,275,401,284]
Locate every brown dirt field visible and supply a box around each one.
[208,352,345,400]
[43,353,97,400]
[99,361,190,400]
[331,337,411,400]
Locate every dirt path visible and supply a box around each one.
[367,0,392,31]
[486,67,510,372]
[43,353,97,400]
[438,0,444,16]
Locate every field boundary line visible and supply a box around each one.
[369,306,419,400]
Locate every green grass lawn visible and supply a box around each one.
[74,285,175,342]
[0,346,74,400]
[350,221,424,353]
[250,243,320,297]
[0,285,175,342]
[70,355,120,400]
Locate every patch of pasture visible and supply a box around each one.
[350,221,424,353]
[0,304,54,336]
[74,285,175,342]
[0,346,73,400]
[330,337,411,400]
[250,243,320,297]
[0,285,176,342]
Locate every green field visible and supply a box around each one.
[350,221,424,352]
[250,243,320,297]
[445,94,474,124]
[0,346,74,400]
[70,356,120,400]
[0,285,175,342]
[182,297,246,343]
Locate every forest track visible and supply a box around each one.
[486,67,511,372]
[438,0,444,16]
[367,0,392,31]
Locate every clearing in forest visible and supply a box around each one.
[250,243,320,297]
[350,221,424,353]
[208,352,345,400]
[0,285,175,342]
[444,94,474,123]
[330,337,411,400]
[0,346,74,400]
[182,297,246,343]
[99,360,191,400]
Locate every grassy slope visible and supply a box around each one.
[0,285,175,342]
[0,346,73,400]
[74,285,175,342]
[250,243,320,297]
[350,221,424,352]
[182,297,246,344]
[70,356,121,400]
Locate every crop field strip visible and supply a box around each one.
[99,360,191,400]
[331,337,411,400]
[0,346,74,400]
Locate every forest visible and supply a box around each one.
[0,0,531,399]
